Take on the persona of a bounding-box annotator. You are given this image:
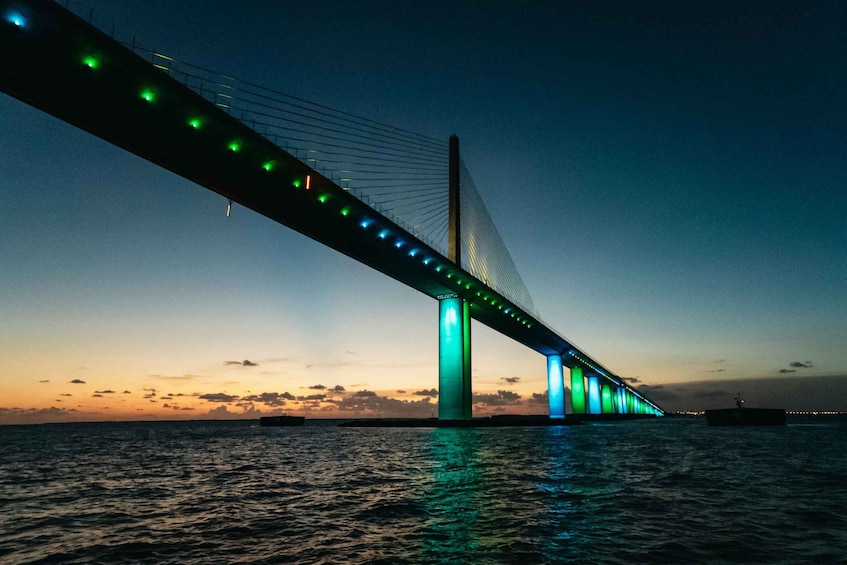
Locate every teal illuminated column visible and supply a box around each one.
[438,296,472,419]
[587,374,601,414]
[570,367,586,414]
[600,384,613,414]
[547,355,565,419]
[616,387,627,414]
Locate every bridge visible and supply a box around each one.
[1,1,663,420]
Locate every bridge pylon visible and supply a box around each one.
[438,135,472,420]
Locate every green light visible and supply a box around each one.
[82,55,99,69]
[187,117,203,129]
[140,89,156,103]
[340,206,351,216]
[570,367,586,414]
[262,160,276,172]
[318,194,329,203]
[465,284,471,290]
[439,297,472,420]
[447,274,453,279]
[292,179,302,188]
[227,140,241,152]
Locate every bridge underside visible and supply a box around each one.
[1,1,663,417]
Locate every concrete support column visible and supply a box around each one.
[547,355,565,419]
[600,383,613,414]
[587,374,601,414]
[570,367,586,414]
[616,387,627,414]
[438,296,472,420]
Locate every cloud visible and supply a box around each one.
[625,377,641,384]
[309,384,327,390]
[225,360,258,367]
[779,369,797,374]
[333,391,436,417]
[92,394,103,398]
[706,369,726,373]
[714,359,726,364]
[241,392,290,407]
[332,385,346,393]
[297,394,326,401]
[500,377,521,384]
[413,388,438,397]
[123,390,131,394]
[529,391,548,405]
[94,390,115,394]
[60,393,72,397]
[0,406,81,425]
[789,361,813,368]
[396,390,406,394]
[199,393,239,403]
[473,390,521,406]
[69,379,86,384]
[39,380,50,383]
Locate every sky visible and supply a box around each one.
[1,0,845,424]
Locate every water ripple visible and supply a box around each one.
[1,417,846,563]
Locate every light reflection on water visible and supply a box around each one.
[1,417,846,563]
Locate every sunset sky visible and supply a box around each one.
[2,0,845,424]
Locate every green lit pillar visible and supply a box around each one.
[600,383,613,414]
[438,295,472,419]
[570,367,586,414]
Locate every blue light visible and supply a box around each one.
[394,240,404,248]
[6,11,26,28]
[423,257,432,265]
[378,229,389,239]
[547,355,565,419]
[408,249,418,257]
[359,219,372,229]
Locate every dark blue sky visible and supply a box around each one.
[1,0,845,418]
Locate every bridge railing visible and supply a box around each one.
[123,46,451,257]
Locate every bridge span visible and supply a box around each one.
[1,1,663,419]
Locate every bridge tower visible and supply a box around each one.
[438,135,472,420]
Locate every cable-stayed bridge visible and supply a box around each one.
[1,1,663,419]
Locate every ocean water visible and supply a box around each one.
[1,416,845,564]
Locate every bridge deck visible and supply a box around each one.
[1,1,660,412]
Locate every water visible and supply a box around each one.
[1,417,845,564]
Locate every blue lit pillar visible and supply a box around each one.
[587,374,601,414]
[438,295,472,420]
[547,354,565,419]
[616,387,627,414]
